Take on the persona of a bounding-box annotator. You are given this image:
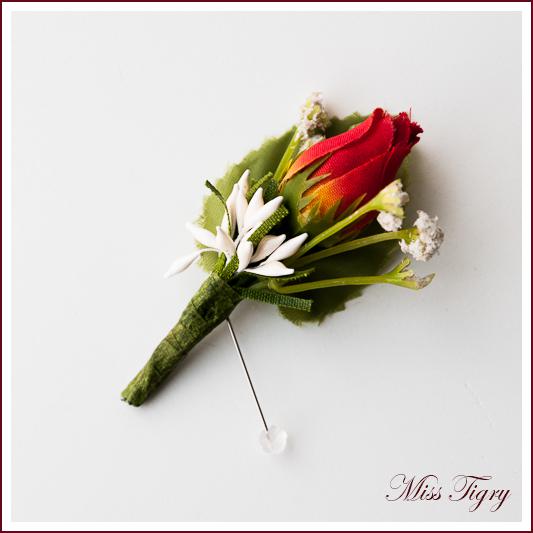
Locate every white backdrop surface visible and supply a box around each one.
[11,10,522,522]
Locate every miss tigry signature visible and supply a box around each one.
[386,474,511,512]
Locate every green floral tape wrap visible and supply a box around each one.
[121,274,242,406]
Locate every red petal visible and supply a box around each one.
[392,113,412,144]
[284,108,384,182]
[383,114,423,183]
[304,152,389,217]
[310,111,394,185]
[383,143,411,185]
[393,112,423,146]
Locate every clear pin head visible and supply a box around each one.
[259,425,288,454]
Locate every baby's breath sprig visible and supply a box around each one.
[400,211,444,262]
[272,92,329,183]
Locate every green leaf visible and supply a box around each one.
[238,288,313,312]
[247,172,273,200]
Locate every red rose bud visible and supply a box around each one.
[281,108,422,234]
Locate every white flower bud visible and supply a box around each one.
[400,211,444,262]
[245,196,283,231]
[237,169,250,196]
[222,183,239,236]
[236,239,254,272]
[243,188,264,230]
[297,92,329,142]
[378,180,409,216]
[164,248,217,278]
[266,233,308,262]
[245,261,294,277]
[377,211,403,232]
[215,226,236,258]
[251,234,286,263]
[186,222,218,248]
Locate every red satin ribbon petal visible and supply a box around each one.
[393,112,423,145]
[305,152,389,216]
[311,112,394,187]
[284,108,384,182]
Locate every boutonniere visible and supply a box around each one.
[122,93,444,452]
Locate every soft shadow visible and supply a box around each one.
[405,149,447,219]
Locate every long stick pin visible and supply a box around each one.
[226,318,287,454]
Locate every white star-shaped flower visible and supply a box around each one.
[164,170,307,278]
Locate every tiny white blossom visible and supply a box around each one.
[400,211,444,262]
[296,92,329,143]
[378,180,410,216]
[377,211,403,232]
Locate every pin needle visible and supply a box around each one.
[226,318,269,432]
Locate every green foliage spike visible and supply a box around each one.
[248,205,289,246]
[204,179,230,227]
[247,172,273,200]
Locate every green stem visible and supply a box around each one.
[271,273,421,294]
[121,274,241,406]
[293,228,417,267]
[293,201,378,259]
[272,129,301,183]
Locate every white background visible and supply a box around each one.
[10,10,522,522]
